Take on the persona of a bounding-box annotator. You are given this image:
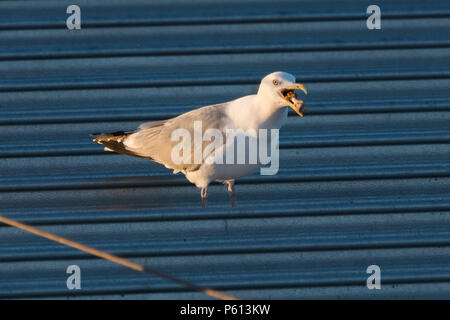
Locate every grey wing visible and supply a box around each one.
[137,119,167,130]
[123,104,231,172]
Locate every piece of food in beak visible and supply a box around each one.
[279,83,307,117]
[284,90,305,117]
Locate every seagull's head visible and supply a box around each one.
[258,71,308,117]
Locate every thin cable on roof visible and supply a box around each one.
[0,215,238,300]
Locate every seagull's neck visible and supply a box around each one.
[225,94,288,131]
[251,93,288,130]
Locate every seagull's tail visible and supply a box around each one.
[91,131,136,156]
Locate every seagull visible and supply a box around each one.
[92,71,307,208]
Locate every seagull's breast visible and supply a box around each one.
[183,93,288,188]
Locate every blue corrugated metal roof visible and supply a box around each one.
[1,0,450,299]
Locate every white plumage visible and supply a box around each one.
[93,71,307,207]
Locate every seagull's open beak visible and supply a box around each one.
[279,83,308,117]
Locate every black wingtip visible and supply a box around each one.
[111,131,127,136]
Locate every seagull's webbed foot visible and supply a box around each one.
[226,181,237,208]
[201,187,208,208]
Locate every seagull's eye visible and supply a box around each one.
[272,79,280,86]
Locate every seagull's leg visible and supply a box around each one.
[201,186,208,208]
[227,180,237,208]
